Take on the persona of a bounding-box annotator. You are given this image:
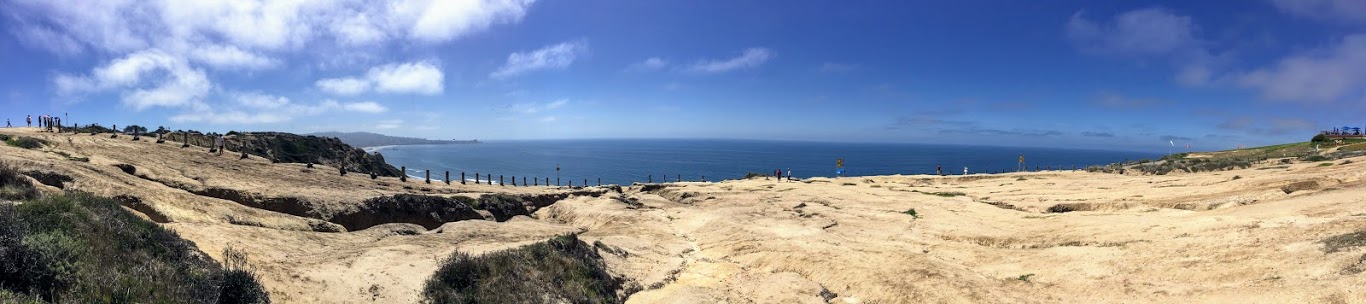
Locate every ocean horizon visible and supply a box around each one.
[375,139,1162,186]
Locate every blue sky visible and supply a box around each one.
[3,0,1366,152]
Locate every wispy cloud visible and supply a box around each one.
[1066,7,1221,86]
[316,61,444,95]
[626,57,668,72]
[1095,92,1164,109]
[685,48,773,73]
[1217,117,1315,135]
[170,96,387,125]
[1081,131,1116,137]
[1235,34,1366,103]
[1269,0,1366,25]
[491,40,589,79]
[1160,135,1193,142]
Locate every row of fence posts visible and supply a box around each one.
[390,166,613,187]
[371,167,724,187]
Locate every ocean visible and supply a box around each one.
[373,139,1161,186]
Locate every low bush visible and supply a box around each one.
[0,191,270,303]
[1323,230,1366,253]
[4,137,46,150]
[422,234,626,304]
[903,208,920,219]
[0,162,39,201]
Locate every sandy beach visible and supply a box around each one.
[3,127,1365,303]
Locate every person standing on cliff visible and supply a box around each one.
[215,134,225,156]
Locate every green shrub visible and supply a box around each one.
[4,137,46,150]
[1301,155,1330,162]
[0,162,39,201]
[1312,133,1328,143]
[0,191,270,303]
[903,208,920,219]
[422,234,626,304]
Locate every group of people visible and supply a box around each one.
[935,164,969,176]
[773,169,793,181]
[10,114,64,132]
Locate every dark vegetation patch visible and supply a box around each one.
[0,162,40,201]
[912,190,966,197]
[1281,181,1320,194]
[1323,230,1366,253]
[422,234,628,304]
[0,191,270,303]
[1046,203,1096,213]
[186,132,401,177]
[980,201,1025,211]
[637,184,667,192]
[902,208,920,219]
[3,136,47,150]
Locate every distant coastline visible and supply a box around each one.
[309,131,479,149]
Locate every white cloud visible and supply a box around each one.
[1066,8,1223,86]
[7,0,531,121]
[1066,8,1202,56]
[538,116,556,123]
[330,12,387,46]
[236,92,290,109]
[170,98,384,124]
[686,48,773,73]
[189,45,277,70]
[490,40,589,79]
[1236,34,1366,103]
[314,61,444,95]
[375,119,403,129]
[367,62,444,94]
[1270,0,1366,25]
[395,0,537,42]
[545,99,568,109]
[343,101,388,113]
[55,50,212,110]
[315,77,371,95]
[7,0,538,56]
[626,57,667,72]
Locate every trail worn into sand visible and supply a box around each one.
[4,127,1366,303]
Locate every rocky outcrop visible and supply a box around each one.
[337,194,484,231]
[164,131,401,177]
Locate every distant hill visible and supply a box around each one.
[308,131,478,148]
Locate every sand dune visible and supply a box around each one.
[3,127,1365,303]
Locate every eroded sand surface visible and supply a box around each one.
[4,127,1366,303]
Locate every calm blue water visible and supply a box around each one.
[374,139,1160,186]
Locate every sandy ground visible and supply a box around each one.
[4,126,1366,303]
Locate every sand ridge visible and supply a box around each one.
[3,126,1366,303]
